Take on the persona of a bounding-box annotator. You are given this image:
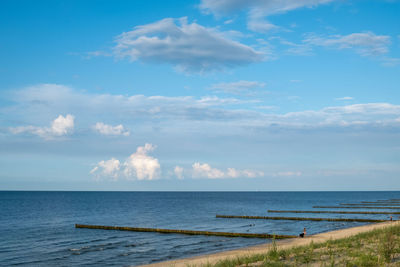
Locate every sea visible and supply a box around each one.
[1,191,400,266]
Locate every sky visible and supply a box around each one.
[0,0,399,191]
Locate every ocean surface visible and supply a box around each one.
[1,191,400,266]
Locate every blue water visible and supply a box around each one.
[1,191,400,266]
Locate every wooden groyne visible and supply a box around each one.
[340,203,400,206]
[361,201,400,204]
[362,200,400,203]
[75,224,296,239]
[313,206,400,209]
[216,215,386,223]
[267,210,400,215]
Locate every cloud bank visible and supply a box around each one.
[6,84,400,135]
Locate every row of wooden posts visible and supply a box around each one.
[75,224,297,239]
[75,199,399,239]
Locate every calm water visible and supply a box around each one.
[1,191,400,266]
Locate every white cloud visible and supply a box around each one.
[51,114,74,135]
[174,166,184,179]
[114,17,264,72]
[304,32,391,57]
[123,143,160,180]
[90,143,160,181]
[94,122,130,136]
[335,96,354,101]
[10,114,74,139]
[200,0,336,32]
[192,162,225,178]
[228,168,265,178]
[209,80,265,95]
[90,158,121,180]
[192,162,264,179]
[91,149,265,181]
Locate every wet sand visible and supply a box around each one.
[140,221,399,267]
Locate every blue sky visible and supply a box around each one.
[1,0,399,191]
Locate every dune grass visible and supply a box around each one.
[198,223,400,267]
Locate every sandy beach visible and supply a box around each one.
[141,221,399,267]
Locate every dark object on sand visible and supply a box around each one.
[299,228,306,238]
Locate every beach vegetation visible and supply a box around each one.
[207,223,400,267]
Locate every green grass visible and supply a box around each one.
[204,224,400,267]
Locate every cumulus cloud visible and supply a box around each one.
[94,122,130,136]
[192,162,264,179]
[91,150,264,181]
[114,17,264,72]
[10,114,74,139]
[303,32,391,57]
[209,80,265,95]
[90,158,121,180]
[124,144,160,180]
[192,163,225,178]
[90,143,160,181]
[200,0,336,32]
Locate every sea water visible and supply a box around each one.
[1,191,399,266]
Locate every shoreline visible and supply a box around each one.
[140,221,399,267]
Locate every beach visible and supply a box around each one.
[142,220,400,267]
